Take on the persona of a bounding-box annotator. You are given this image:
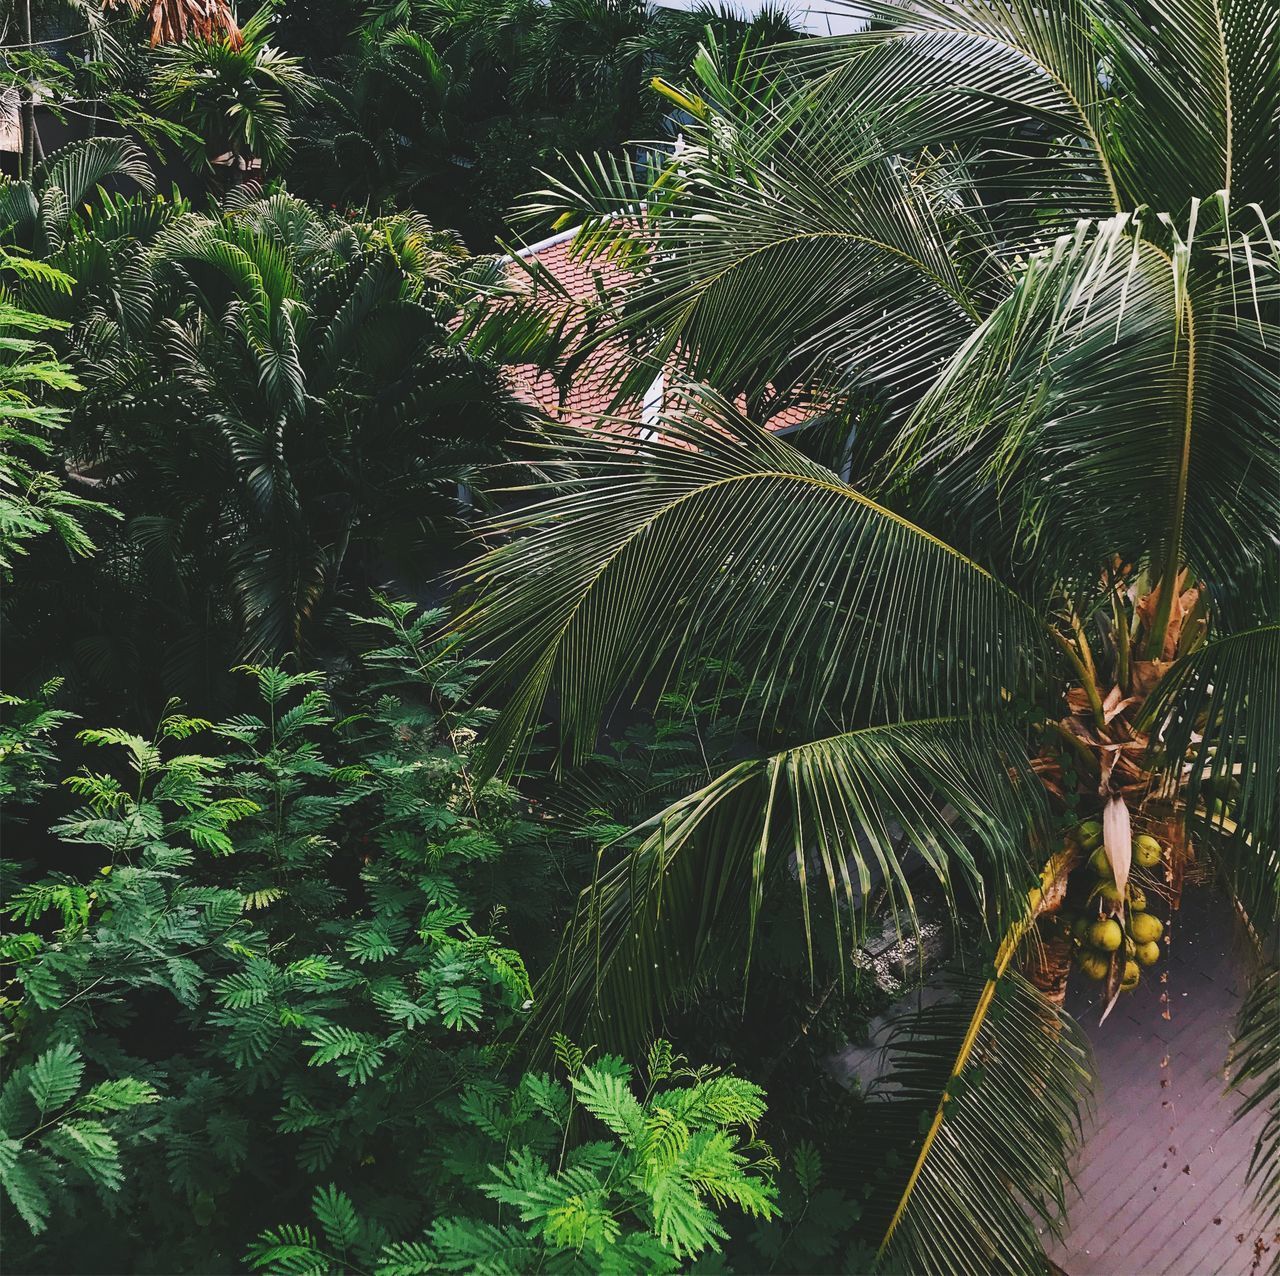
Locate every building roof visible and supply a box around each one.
[500,225,822,435]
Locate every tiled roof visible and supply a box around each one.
[501,227,820,435]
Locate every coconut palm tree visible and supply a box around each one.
[456,1,1279,1268]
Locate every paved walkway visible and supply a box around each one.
[1045,884,1273,1276]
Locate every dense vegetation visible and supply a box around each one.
[2,1,1277,1274]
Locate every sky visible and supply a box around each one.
[652,0,872,35]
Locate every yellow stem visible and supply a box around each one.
[876,880,1052,1260]
[1146,293,1196,659]
[1051,628,1106,731]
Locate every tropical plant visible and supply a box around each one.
[250,1037,778,1273]
[1231,964,1279,1273]
[1,599,641,1271]
[3,175,526,710]
[152,6,315,177]
[296,24,458,209]
[456,0,1279,1268]
[0,136,155,257]
[0,256,118,577]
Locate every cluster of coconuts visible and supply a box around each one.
[1066,821,1166,993]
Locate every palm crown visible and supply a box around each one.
[457,0,1279,1267]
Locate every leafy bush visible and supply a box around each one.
[251,1037,777,1273]
[0,599,777,1272]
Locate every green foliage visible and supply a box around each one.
[0,598,775,1272]
[4,173,525,705]
[153,7,317,173]
[1231,965,1279,1268]
[0,265,119,577]
[249,1042,777,1273]
[0,1043,158,1234]
[285,0,804,245]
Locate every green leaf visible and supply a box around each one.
[28,1043,83,1115]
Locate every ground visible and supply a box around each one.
[1045,883,1273,1276]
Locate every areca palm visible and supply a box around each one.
[4,170,526,710]
[458,0,1279,1267]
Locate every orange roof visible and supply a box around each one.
[501,227,821,435]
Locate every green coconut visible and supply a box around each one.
[1089,918,1123,951]
[1126,912,1164,944]
[1134,834,1163,869]
[1093,881,1123,907]
[1077,819,1103,849]
[1089,847,1113,878]
[1077,951,1110,981]
[1136,940,1161,966]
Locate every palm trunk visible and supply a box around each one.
[1025,922,1075,1007]
[18,0,38,182]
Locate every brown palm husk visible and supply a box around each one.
[103,0,242,48]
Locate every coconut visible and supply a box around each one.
[1089,918,1123,951]
[1089,847,1113,878]
[1077,819,1103,849]
[1126,912,1163,944]
[1134,834,1162,869]
[1136,940,1161,966]
[1121,960,1141,990]
[1077,951,1110,981]
[1127,885,1147,911]
[1093,881,1123,907]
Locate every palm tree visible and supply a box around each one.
[456,1,1279,1268]
[152,7,315,183]
[4,169,527,710]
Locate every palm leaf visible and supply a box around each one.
[854,962,1093,1275]
[36,138,156,214]
[519,72,1003,414]
[787,0,1120,219]
[1144,623,1280,927]
[889,205,1279,614]
[1229,964,1280,1267]
[532,715,1048,1051]
[456,386,1042,773]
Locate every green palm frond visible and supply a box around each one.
[857,963,1093,1275]
[1088,0,1279,210]
[533,715,1047,1051]
[520,81,1002,413]
[787,0,1120,218]
[37,138,156,221]
[1230,965,1279,1263]
[0,139,155,257]
[792,0,1275,214]
[889,206,1280,609]
[457,387,1042,773]
[1145,623,1280,927]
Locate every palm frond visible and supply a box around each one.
[1088,0,1279,210]
[855,964,1093,1275]
[533,715,1047,1051]
[37,138,156,216]
[457,386,1042,773]
[519,75,1003,415]
[889,205,1280,610]
[1230,965,1280,1263]
[1145,623,1280,928]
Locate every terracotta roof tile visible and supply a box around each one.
[501,229,821,435]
